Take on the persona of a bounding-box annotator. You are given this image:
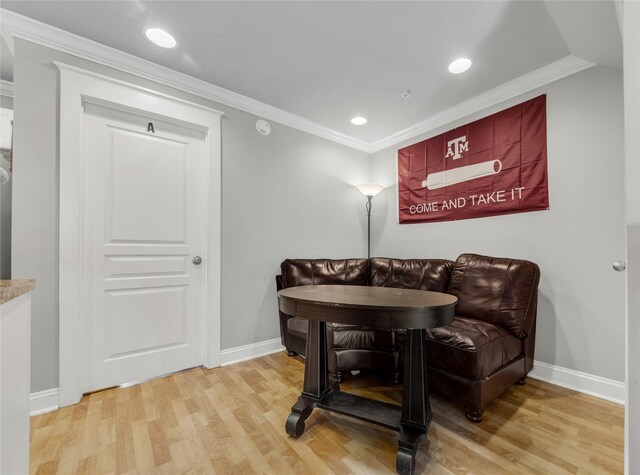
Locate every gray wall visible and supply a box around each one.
[0,96,13,109]
[370,66,626,382]
[1,98,12,279]
[12,37,626,392]
[12,39,370,392]
[0,154,11,280]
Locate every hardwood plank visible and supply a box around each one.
[30,352,624,474]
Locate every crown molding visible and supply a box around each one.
[1,9,596,155]
[0,80,14,98]
[369,55,595,153]
[0,9,371,153]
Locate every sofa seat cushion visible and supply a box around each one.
[425,317,521,380]
[330,324,395,350]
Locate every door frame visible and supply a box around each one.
[624,3,640,472]
[57,62,223,407]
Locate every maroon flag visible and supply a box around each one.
[398,95,548,224]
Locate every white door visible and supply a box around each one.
[82,102,206,393]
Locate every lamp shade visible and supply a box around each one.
[356,183,384,197]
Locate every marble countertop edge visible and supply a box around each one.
[0,279,36,305]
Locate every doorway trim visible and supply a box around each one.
[624,3,640,472]
[57,62,223,407]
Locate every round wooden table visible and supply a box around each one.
[278,285,457,475]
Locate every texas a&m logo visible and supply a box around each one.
[445,135,468,160]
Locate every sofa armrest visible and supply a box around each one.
[448,253,540,339]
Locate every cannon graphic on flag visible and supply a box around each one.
[422,160,502,190]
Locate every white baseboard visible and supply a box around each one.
[529,360,625,405]
[218,342,625,405]
[28,340,285,415]
[29,353,623,417]
[30,388,60,416]
[220,337,285,366]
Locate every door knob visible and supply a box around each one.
[613,261,626,272]
[192,256,203,265]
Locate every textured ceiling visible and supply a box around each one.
[0,1,622,144]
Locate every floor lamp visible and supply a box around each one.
[356,184,384,259]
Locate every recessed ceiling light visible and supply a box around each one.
[145,28,176,48]
[351,116,367,125]
[448,58,472,74]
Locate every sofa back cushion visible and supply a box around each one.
[448,253,540,338]
[370,258,453,292]
[280,258,369,288]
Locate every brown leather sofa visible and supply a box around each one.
[276,253,540,422]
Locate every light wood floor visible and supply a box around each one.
[29,352,623,474]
